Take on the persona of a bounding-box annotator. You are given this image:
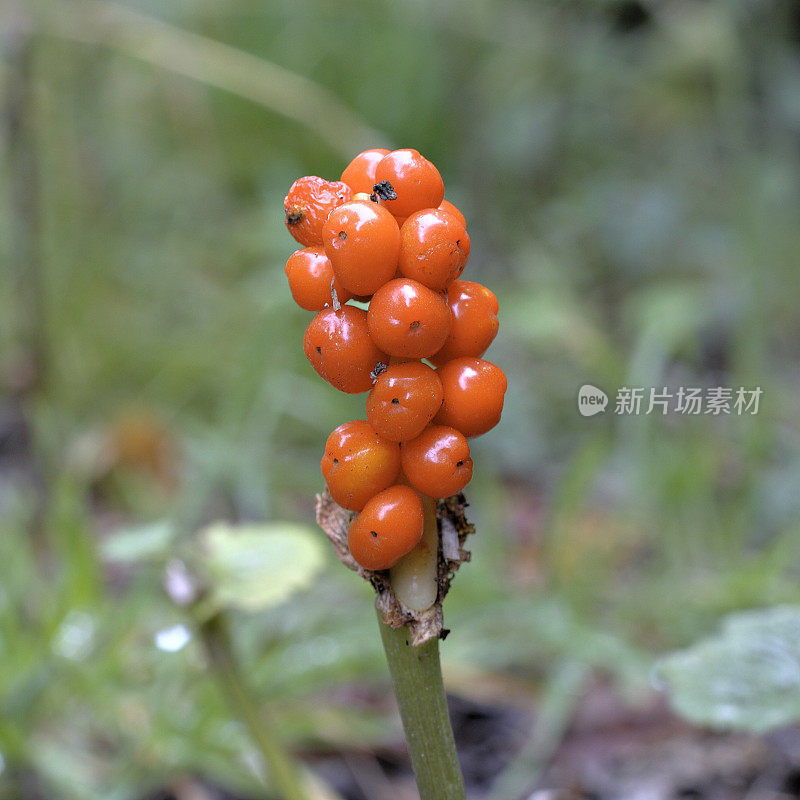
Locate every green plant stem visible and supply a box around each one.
[6,2,47,387]
[378,611,466,800]
[198,612,310,800]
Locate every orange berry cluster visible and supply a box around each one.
[283,148,506,572]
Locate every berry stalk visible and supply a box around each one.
[378,609,466,800]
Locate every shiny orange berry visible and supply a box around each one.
[438,199,466,228]
[367,278,452,359]
[400,425,473,498]
[435,357,507,437]
[303,305,388,393]
[366,361,443,442]
[430,280,499,365]
[374,149,445,218]
[340,148,391,194]
[321,421,401,511]
[284,176,352,247]
[322,201,401,295]
[284,247,353,311]
[347,485,424,570]
[398,209,470,290]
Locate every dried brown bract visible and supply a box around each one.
[315,488,475,645]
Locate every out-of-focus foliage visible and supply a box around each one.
[196,521,325,613]
[2,0,800,796]
[657,606,800,733]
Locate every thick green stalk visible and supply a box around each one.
[378,612,466,800]
[199,613,310,800]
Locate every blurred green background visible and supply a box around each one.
[2,0,800,798]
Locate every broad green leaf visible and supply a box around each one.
[656,606,800,733]
[198,522,325,613]
[101,521,175,563]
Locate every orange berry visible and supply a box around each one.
[430,280,499,365]
[284,176,352,247]
[284,246,353,311]
[401,425,473,498]
[321,421,400,511]
[435,357,507,437]
[322,201,401,295]
[438,199,466,228]
[366,361,443,442]
[347,485,424,570]
[340,148,391,194]
[374,149,444,218]
[303,305,388,393]
[398,209,470,290]
[367,278,452,359]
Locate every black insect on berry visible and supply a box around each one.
[371,181,397,202]
[370,361,389,382]
[285,209,303,224]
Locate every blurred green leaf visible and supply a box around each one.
[198,521,325,613]
[657,606,800,733]
[101,520,175,563]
